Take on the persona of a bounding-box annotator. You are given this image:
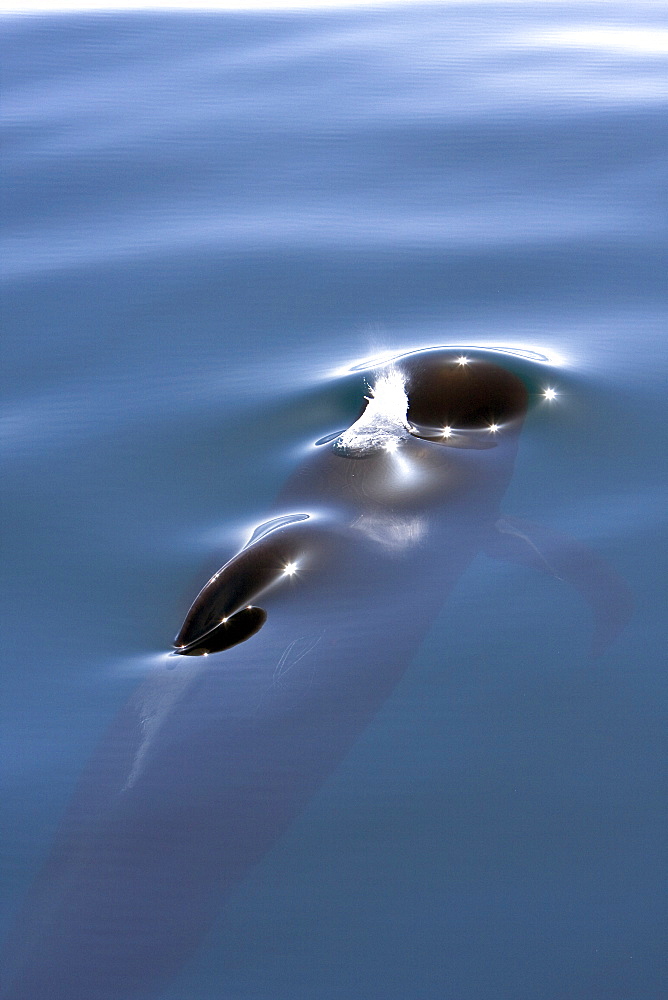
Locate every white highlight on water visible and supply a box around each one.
[335,368,410,457]
[351,512,427,551]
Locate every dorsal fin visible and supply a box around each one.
[174,519,313,650]
[177,606,267,656]
[246,513,310,546]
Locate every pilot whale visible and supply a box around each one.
[0,351,631,1000]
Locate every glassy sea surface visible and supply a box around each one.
[1,5,666,999]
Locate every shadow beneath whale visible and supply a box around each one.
[0,351,632,1000]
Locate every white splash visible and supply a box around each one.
[334,368,410,457]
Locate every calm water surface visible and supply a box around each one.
[1,4,666,999]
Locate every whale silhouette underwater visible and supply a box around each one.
[1,349,632,999]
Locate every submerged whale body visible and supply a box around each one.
[0,351,631,1000]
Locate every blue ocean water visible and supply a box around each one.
[1,5,666,999]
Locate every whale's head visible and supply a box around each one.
[320,352,529,511]
[334,352,528,457]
